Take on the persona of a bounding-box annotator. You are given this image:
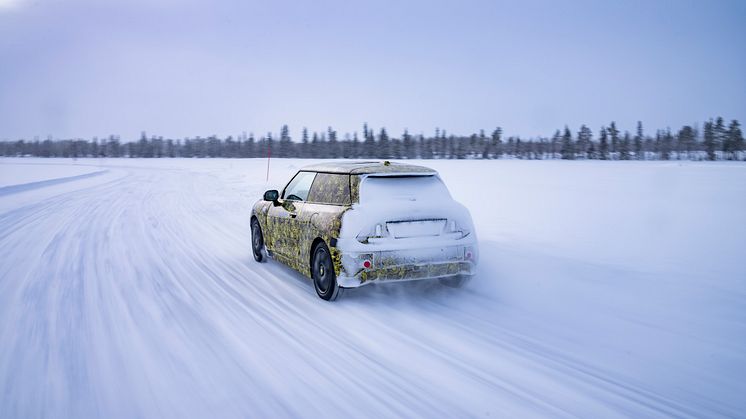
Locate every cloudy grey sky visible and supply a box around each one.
[0,0,744,140]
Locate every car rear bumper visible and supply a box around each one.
[335,243,478,288]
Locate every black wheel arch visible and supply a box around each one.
[310,237,326,270]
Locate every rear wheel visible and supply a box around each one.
[312,242,340,301]
[251,218,266,262]
[439,275,470,288]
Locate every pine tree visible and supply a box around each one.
[310,131,320,158]
[376,128,390,159]
[300,127,309,158]
[587,140,597,159]
[246,133,256,157]
[703,120,716,161]
[456,136,467,159]
[714,117,727,158]
[491,127,502,159]
[363,124,375,158]
[608,122,620,159]
[439,129,448,158]
[576,125,592,159]
[727,120,743,160]
[447,135,456,159]
[660,129,672,160]
[599,126,609,160]
[480,129,491,159]
[560,126,575,159]
[279,125,292,158]
[634,121,644,160]
[619,132,631,160]
[550,130,560,158]
[351,132,360,158]
[327,126,339,158]
[677,125,695,160]
[90,137,99,157]
[402,129,414,159]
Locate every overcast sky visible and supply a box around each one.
[0,0,744,140]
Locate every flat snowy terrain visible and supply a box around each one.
[1,158,744,418]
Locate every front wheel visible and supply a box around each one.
[312,242,341,301]
[251,218,266,262]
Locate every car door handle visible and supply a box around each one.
[289,212,297,218]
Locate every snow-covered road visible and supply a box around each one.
[1,158,744,418]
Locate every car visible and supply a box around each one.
[250,161,478,300]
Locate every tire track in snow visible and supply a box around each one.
[0,162,729,418]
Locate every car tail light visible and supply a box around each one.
[464,246,475,261]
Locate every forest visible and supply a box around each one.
[1,117,743,161]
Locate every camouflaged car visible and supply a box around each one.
[250,161,478,300]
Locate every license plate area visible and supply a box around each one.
[386,218,446,238]
[377,246,462,265]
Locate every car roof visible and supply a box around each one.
[300,161,437,175]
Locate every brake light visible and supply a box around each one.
[464,246,475,261]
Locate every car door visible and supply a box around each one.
[266,171,316,258]
[301,173,352,268]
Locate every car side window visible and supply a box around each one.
[283,171,316,201]
[307,173,351,205]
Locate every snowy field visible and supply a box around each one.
[1,157,745,418]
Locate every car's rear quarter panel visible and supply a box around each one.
[302,203,350,277]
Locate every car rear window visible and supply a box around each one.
[307,173,351,205]
[359,175,451,204]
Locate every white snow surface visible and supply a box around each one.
[0,157,744,418]
[0,161,103,187]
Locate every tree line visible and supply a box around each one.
[1,117,743,161]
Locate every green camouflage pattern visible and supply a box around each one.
[252,163,470,286]
[306,172,351,205]
[252,171,351,279]
[350,175,361,204]
[360,262,470,283]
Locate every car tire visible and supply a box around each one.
[251,218,266,262]
[439,275,470,288]
[312,242,341,301]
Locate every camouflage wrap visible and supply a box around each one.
[304,202,349,276]
[251,161,478,288]
[306,173,351,205]
[359,261,472,283]
[252,173,351,279]
[350,175,361,204]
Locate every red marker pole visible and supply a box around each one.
[265,139,271,182]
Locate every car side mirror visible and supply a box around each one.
[263,190,279,202]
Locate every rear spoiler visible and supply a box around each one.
[363,172,436,178]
